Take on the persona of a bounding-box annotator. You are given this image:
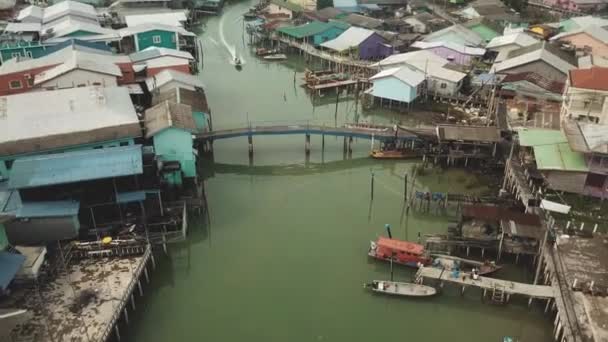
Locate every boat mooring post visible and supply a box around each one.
[305,134,311,155]
[390,252,395,281]
[370,171,375,200]
[403,173,408,203]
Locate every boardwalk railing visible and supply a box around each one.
[196,122,435,141]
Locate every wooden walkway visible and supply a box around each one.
[196,124,435,141]
[273,36,374,69]
[416,266,555,299]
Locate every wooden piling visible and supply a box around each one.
[370,172,375,200]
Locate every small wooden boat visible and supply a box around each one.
[364,280,437,297]
[431,254,502,276]
[263,54,287,61]
[256,48,280,56]
[370,149,420,159]
[368,237,432,268]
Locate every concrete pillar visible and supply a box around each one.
[144,267,150,283]
[115,325,121,341]
[124,308,129,325]
[131,294,136,311]
[138,280,144,296]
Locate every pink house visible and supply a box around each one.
[410,41,486,66]
[550,25,608,58]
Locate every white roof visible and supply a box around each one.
[372,50,448,68]
[130,47,193,62]
[492,46,576,74]
[16,5,43,21]
[411,41,486,56]
[4,22,42,33]
[125,11,187,27]
[321,27,375,52]
[0,87,138,147]
[119,23,195,37]
[34,55,122,85]
[371,50,466,83]
[578,54,608,68]
[370,66,426,86]
[540,199,571,214]
[564,15,608,32]
[551,25,608,44]
[44,32,121,44]
[146,69,205,91]
[42,17,115,38]
[486,32,539,50]
[422,24,484,46]
[42,1,98,24]
[0,47,130,75]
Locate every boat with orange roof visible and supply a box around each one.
[368,236,431,268]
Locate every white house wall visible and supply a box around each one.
[38,69,118,90]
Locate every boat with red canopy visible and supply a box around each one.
[368,236,431,268]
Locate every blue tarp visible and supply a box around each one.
[9,145,143,190]
[17,201,80,218]
[0,251,25,291]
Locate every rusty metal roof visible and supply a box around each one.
[462,204,541,226]
[437,125,501,142]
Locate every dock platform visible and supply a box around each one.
[416,266,554,299]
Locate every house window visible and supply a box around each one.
[120,141,129,146]
[440,83,447,89]
[152,35,162,44]
[11,52,20,58]
[9,80,22,89]
[25,51,33,58]
[5,160,13,170]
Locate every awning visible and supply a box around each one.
[540,199,571,214]
[9,145,143,190]
[116,190,146,204]
[17,201,80,218]
[0,251,26,291]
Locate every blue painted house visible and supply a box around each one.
[368,66,426,104]
[119,24,197,53]
[145,101,199,186]
[276,21,350,46]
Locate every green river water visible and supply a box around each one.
[124,2,553,341]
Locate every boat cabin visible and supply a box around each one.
[376,236,428,265]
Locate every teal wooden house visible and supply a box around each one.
[0,41,47,63]
[276,21,350,46]
[145,100,200,186]
[119,24,197,53]
[368,66,426,104]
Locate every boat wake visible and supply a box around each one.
[219,13,236,60]
[207,36,219,46]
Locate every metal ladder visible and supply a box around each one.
[491,285,506,304]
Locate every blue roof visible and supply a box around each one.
[42,39,112,57]
[0,251,26,291]
[9,145,143,190]
[17,201,80,218]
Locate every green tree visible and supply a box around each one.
[317,0,333,10]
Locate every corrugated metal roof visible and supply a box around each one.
[422,24,484,46]
[42,1,98,24]
[338,13,384,29]
[34,54,122,85]
[4,22,42,33]
[369,66,425,86]
[145,101,198,138]
[493,42,576,75]
[130,47,193,62]
[0,251,26,291]
[152,87,209,113]
[411,41,486,56]
[0,87,140,156]
[533,143,588,172]
[277,21,348,38]
[17,5,44,21]
[42,17,115,38]
[551,25,608,44]
[125,11,188,27]
[8,145,143,189]
[372,50,448,68]
[563,120,608,154]
[269,0,303,12]
[517,128,566,146]
[146,69,205,91]
[320,26,375,51]
[501,72,564,94]
[437,125,501,142]
[569,66,608,91]
[486,32,538,49]
[17,201,80,218]
[462,204,541,226]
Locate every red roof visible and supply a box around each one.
[377,236,424,255]
[502,72,565,94]
[569,67,608,91]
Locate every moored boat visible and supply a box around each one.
[364,280,437,297]
[234,57,242,70]
[370,149,421,159]
[256,48,280,56]
[243,11,257,20]
[263,54,287,61]
[368,237,432,268]
[432,254,502,276]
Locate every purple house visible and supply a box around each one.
[411,41,486,66]
[320,27,393,60]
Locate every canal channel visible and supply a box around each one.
[124,1,554,341]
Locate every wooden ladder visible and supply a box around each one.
[491,285,506,304]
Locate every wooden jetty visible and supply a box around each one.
[415,266,554,302]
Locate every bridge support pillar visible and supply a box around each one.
[305,134,311,155]
[321,134,325,152]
